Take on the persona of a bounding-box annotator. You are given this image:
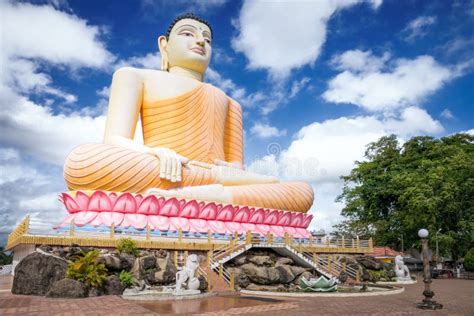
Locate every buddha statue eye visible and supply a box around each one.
[181,31,194,37]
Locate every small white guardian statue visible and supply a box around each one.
[394,255,411,282]
[173,254,201,295]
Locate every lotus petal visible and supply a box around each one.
[198,202,217,220]
[90,216,103,227]
[74,211,99,226]
[98,212,124,227]
[277,212,291,226]
[88,191,112,212]
[125,214,148,230]
[255,224,270,235]
[269,225,285,237]
[295,228,311,238]
[263,210,279,225]
[189,219,209,233]
[61,193,80,213]
[224,221,241,234]
[120,216,130,228]
[207,220,226,234]
[113,193,137,213]
[148,215,170,231]
[233,207,250,223]
[283,226,296,236]
[108,192,118,206]
[302,214,313,228]
[74,191,90,211]
[216,205,234,221]
[241,223,255,233]
[290,213,304,227]
[179,200,199,218]
[159,198,180,217]
[58,214,75,226]
[170,217,190,231]
[137,195,160,215]
[249,208,265,224]
[134,194,143,207]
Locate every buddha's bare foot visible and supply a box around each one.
[146,184,232,204]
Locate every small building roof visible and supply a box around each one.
[366,246,402,258]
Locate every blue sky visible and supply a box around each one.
[1,0,473,245]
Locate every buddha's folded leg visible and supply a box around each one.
[228,182,314,213]
[63,143,216,193]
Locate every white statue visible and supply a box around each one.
[394,255,411,282]
[173,254,201,295]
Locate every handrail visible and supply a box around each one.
[7,215,373,255]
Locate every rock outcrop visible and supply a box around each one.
[46,279,88,298]
[12,252,68,295]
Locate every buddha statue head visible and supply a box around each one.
[158,13,213,76]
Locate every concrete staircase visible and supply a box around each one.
[208,239,359,283]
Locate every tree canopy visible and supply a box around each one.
[335,133,474,260]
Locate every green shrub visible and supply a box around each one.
[367,270,380,282]
[464,248,474,271]
[119,270,135,288]
[66,250,108,288]
[116,238,139,256]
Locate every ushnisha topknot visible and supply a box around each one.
[165,13,213,40]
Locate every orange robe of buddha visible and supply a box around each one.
[64,83,314,212]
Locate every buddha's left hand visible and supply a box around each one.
[214,159,243,170]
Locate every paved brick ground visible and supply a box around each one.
[0,277,472,315]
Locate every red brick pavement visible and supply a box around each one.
[0,278,472,315]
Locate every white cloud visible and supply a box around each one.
[116,52,161,70]
[323,51,454,112]
[247,108,442,231]
[289,77,311,98]
[250,122,287,139]
[1,2,114,68]
[440,108,454,119]
[0,92,106,166]
[403,15,437,42]
[232,0,382,78]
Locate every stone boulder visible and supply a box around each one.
[275,265,296,283]
[276,257,293,266]
[46,279,87,298]
[12,252,68,295]
[289,266,307,277]
[356,256,383,270]
[236,274,250,288]
[248,255,272,266]
[233,255,247,266]
[140,255,156,270]
[98,254,122,271]
[198,275,208,291]
[294,271,315,285]
[102,275,125,295]
[241,263,280,285]
[153,257,177,284]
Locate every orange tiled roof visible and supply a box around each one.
[367,246,402,257]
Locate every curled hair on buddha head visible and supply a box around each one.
[165,13,213,40]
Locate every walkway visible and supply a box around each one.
[0,277,472,315]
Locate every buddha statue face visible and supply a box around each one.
[159,18,212,75]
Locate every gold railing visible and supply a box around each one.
[6,216,30,249]
[6,216,373,255]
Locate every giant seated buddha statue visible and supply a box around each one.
[61,14,314,237]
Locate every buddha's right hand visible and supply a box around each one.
[149,147,189,182]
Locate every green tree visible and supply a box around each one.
[336,133,474,260]
[0,247,13,265]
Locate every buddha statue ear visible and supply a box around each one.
[158,36,169,71]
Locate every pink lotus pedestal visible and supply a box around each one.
[59,191,313,238]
